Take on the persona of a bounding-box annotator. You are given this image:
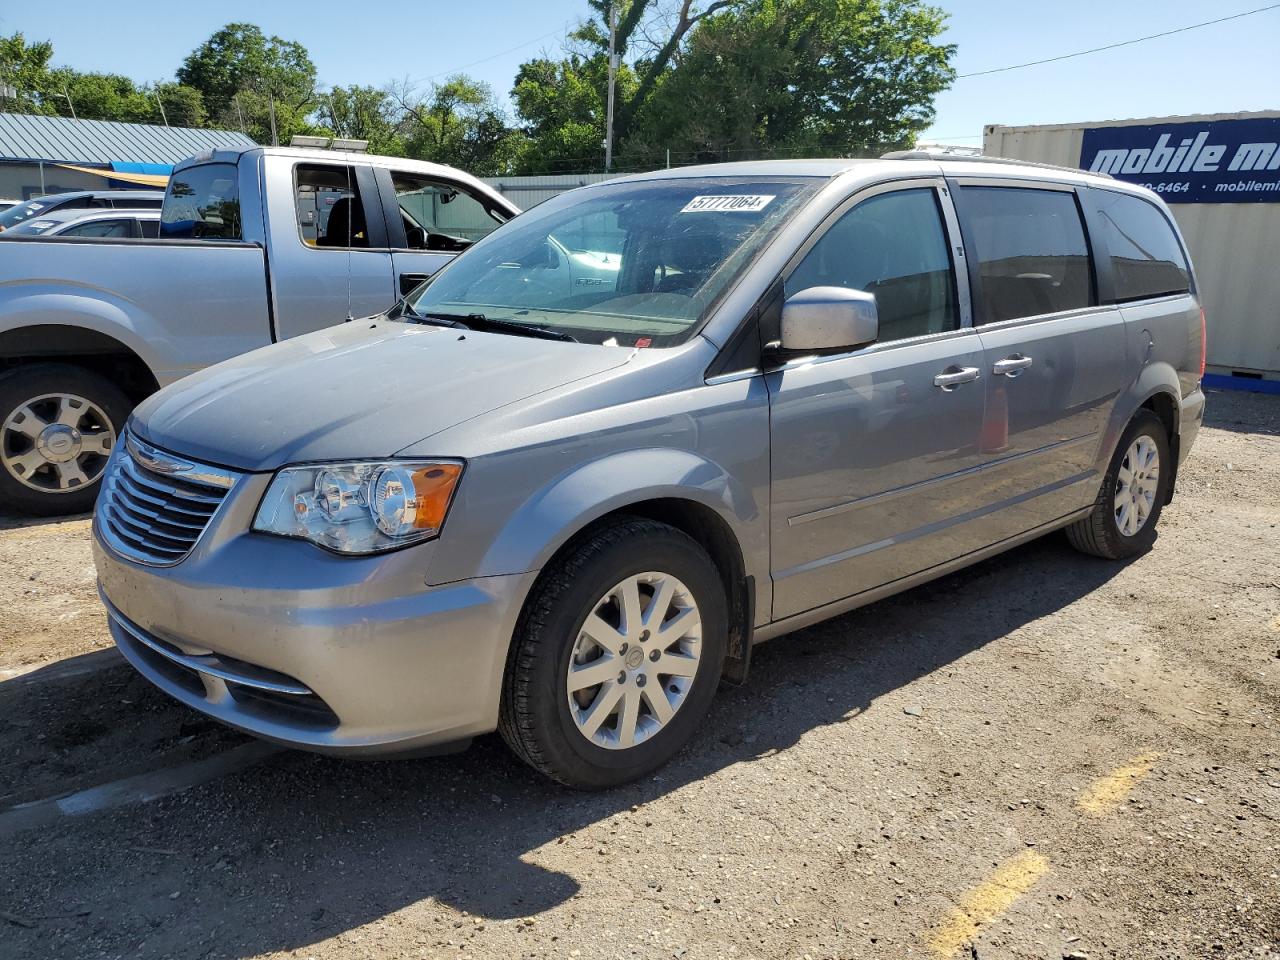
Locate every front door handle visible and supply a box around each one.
[993,354,1034,377]
[933,366,981,390]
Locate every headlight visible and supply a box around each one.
[253,460,463,555]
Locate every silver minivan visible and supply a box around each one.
[92,157,1206,788]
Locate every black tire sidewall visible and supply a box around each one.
[0,364,133,516]
[514,523,727,788]
[1100,411,1171,554]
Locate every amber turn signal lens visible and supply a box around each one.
[408,463,463,530]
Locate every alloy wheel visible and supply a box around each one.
[1114,435,1160,537]
[566,572,703,750]
[1,392,116,494]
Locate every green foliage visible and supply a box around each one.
[319,85,405,155]
[631,0,955,160]
[4,2,953,175]
[509,51,637,173]
[177,23,317,143]
[395,76,523,176]
[511,0,953,171]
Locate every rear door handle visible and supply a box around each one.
[992,354,1034,377]
[933,366,981,390]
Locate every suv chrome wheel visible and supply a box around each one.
[1114,435,1160,536]
[1,392,116,494]
[566,572,702,750]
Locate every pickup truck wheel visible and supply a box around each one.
[0,364,131,517]
[1066,410,1170,560]
[499,517,727,789]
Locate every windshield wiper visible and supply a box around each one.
[423,311,577,342]
[395,304,469,329]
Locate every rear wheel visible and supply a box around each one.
[499,517,727,789]
[1066,410,1170,559]
[0,364,131,516]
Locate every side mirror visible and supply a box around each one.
[778,286,879,354]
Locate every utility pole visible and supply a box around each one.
[604,1,617,172]
[61,86,77,120]
[154,84,169,127]
[267,89,279,146]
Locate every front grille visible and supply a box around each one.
[97,434,240,565]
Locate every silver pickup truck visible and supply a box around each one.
[0,146,519,515]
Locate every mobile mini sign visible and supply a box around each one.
[1079,117,1280,203]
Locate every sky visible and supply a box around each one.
[2,0,1277,146]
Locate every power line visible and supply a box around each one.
[416,21,578,84]
[957,3,1280,78]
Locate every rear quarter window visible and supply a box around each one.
[1092,191,1191,302]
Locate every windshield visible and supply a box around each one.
[401,176,819,346]
[0,198,63,231]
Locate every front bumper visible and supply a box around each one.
[92,478,536,756]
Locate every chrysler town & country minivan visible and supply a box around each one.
[92,156,1205,788]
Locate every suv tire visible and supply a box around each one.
[1066,409,1171,560]
[0,363,131,517]
[499,516,727,789]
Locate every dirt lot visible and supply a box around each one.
[1,389,1278,960]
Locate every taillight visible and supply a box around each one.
[1198,307,1206,379]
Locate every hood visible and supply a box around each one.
[133,320,632,471]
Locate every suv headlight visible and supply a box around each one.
[253,460,463,555]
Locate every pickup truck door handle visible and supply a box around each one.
[399,273,431,296]
[992,354,1034,377]
[933,366,981,390]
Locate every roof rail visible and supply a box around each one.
[880,149,1112,179]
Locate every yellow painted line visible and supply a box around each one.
[930,848,1049,958]
[1076,751,1160,815]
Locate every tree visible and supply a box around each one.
[0,32,58,114]
[509,44,637,173]
[318,85,404,155]
[630,0,955,161]
[391,76,522,175]
[178,23,317,142]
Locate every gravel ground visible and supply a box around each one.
[0,389,1277,960]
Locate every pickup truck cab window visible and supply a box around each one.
[785,187,959,343]
[953,186,1094,323]
[294,163,371,248]
[160,163,241,240]
[390,171,504,252]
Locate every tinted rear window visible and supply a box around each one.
[160,163,241,240]
[1092,191,1190,302]
[955,186,1094,324]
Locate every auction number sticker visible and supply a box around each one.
[680,194,775,213]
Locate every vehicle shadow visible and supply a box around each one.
[1201,388,1279,436]
[0,533,1134,959]
[0,508,91,532]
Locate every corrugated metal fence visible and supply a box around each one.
[480,173,625,209]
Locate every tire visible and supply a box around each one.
[1066,410,1171,560]
[499,516,727,789]
[0,363,132,517]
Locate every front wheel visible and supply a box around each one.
[0,364,132,517]
[1066,410,1171,559]
[499,517,727,789]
